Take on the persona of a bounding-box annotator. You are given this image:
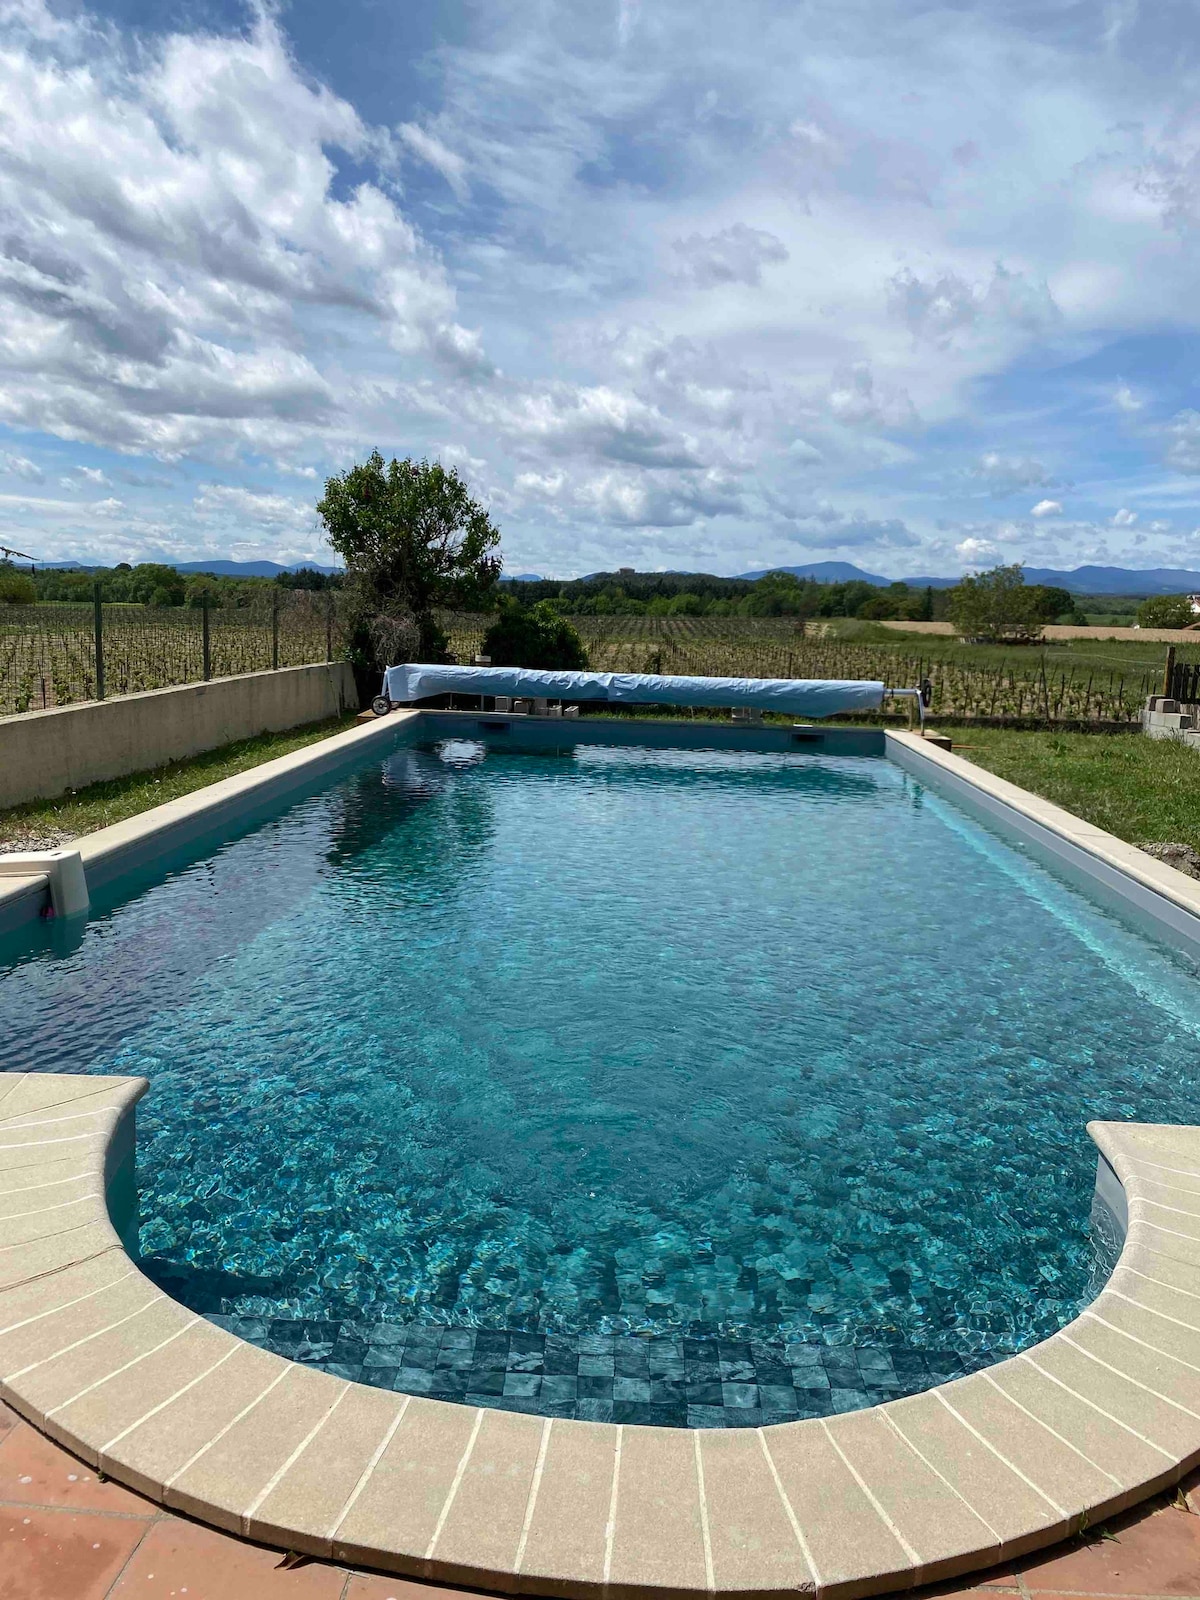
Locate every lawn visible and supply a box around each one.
[0,711,360,851]
[948,726,1200,855]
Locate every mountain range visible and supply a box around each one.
[28,557,1200,596]
[737,562,1200,595]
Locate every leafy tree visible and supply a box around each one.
[0,566,35,604]
[481,598,589,670]
[184,576,224,609]
[946,563,1042,643]
[1025,584,1076,624]
[1138,594,1195,629]
[317,452,501,682]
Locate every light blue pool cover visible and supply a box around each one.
[382,663,886,717]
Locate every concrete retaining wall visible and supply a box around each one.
[0,662,358,808]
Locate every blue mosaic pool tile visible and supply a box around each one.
[202,1312,996,1429]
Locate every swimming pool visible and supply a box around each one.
[3,723,1198,1429]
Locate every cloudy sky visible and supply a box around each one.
[1,0,1200,577]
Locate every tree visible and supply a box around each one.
[0,566,35,604]
[946,563,1042,643]
[184,576,223,609]
[1026,584,1076,624]
[316,452,501,682]
[481,598,589,670]
[1138,594,1195,630]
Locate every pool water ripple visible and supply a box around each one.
[2,739,1197,1424]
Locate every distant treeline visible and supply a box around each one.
[4,561,1143,623]
[502,570,1092,624]
[24,563,341,607]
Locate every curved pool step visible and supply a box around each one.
[1,1071,1198,1599]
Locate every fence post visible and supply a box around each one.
[1164,645,1177,699]
[202,595,211,681]
[272,590,280,671]
[325,591,333,663]
[92,582,105,701]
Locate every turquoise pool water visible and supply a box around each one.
[3,735,1199,1424]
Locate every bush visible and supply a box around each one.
[481,599,589,670]
[0,568,35,604]
[1137,594,1195,629]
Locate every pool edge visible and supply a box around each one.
[3,1078,1200,1598]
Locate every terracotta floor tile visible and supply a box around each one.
[0,1418,155,1516]
[1017,1502,1200,1595]
[343,1579,489,1600]
[0,1403,19,1445]
[108,1517,349,1599]
[0,1503,150,1600]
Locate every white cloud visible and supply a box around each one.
[1031,499,1062,517]
[955,536,998,563]
[1165,411,1200,473]
[0,452,43,482]
[396,123,469,198]
[671,224,789,289]
[1111,507,1138,526]
[972,454,1057,494]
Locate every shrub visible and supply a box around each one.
[1137,594,1194,629]
[481,599,589,670]
[0,568,35,604]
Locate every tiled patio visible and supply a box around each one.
[4,1396,1200,1600]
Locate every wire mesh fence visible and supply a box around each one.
[0,592,343,716]
[440,612,1161,724]
[0,602,1171,724]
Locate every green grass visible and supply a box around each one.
[946,726,1200,852]
[0,711,361,849]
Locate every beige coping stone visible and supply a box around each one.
[828,1403,1015,1579]
[922,1369,1120,1519]
[0,1220,119,1289]
[515,1416,616,1599]
[1087,1290,1200,1375]
[0,1249,133,1344]
[696,1426,815,1595]
[101,1336,287,1500]
[10,1293,193,1425]
[1110,1262,1200,1330]
[249,1379,408,1558]
[0,1169,99,1218]
[429,1405,545,1590]
[47,1314,233,1464]
[0,1185,107,1247]
[0,1158,100,1200]
[0,1261,148,1383]
[877,1389,1059,1558]
[1122,1242,1200,1299]
[0,1074,143,1124]
[332,1395,479,1573]
[760,1419,909,1600]
[167,1360,348,1533]
[606,1424,708,1600]
[1073,1302,1200,1411]
[1026,1331,1200,1461]
[983,1353,1175,1495]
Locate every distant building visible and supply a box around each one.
[1189,594,1200,615]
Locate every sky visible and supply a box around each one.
[2,0,1200,578]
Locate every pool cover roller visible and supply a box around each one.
[382,663,886,718]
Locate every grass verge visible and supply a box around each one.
[0,711,361,850]
[945,726,1200,854]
